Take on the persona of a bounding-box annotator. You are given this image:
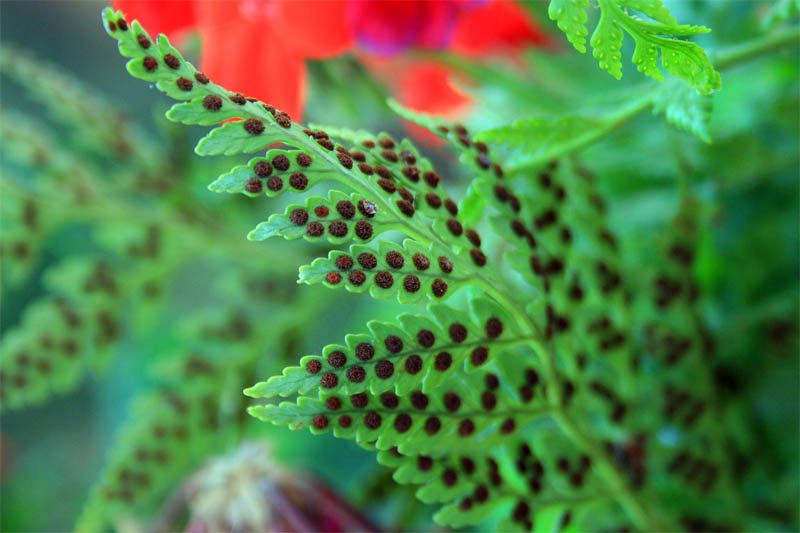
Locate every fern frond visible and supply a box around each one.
[76,371,228,532]
[77,310,253,532]
[0,46,162,168]
[0,216,179,411]
[246,295,612,527]
[386,103,622,321]
[102,8,740,531]
[77,285,336,532]
[548,0,721,94]
[0,258,121,411]
[103,9,495,309]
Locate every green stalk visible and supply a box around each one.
[504,24,800,173]
[715,25,800,70]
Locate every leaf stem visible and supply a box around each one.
[552,409,669,530]
[714,25,800,70]
[502,25,800,173]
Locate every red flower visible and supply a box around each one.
[112,0,195,38]
[347,0,482,55]
[113,0,547,125]
[114,0,353,120]
[362,0,549,122]
[361,55,471,143]
[452,0,549,56]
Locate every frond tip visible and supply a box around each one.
[103,6,496,308]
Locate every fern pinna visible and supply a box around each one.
[103,7,736,531]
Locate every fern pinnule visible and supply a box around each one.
[298,239,464,301]
[246,296,526,399]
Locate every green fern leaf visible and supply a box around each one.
[247,190,390,244]
[103,8,741,531]
[195,121,289,156]
[104,8,495,311]
[548,0,591,53]
[298,239,466,302]
[245,296,525,400]
[0,258,121,411]
[76,300,294,532]
[246,295,590,527]
[77,374,227,532]
[207,151,337,195]
[246,287,631,528]
[548,0,721,94]
[651,78,713,143]
[592,4,625,79]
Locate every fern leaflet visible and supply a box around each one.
[548,0,721,94]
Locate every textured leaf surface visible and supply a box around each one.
[548,0,721,94]
[298,239,468,303]
[549,0,591,53]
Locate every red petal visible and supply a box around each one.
[414,1,463,50]
[347,1,428,55]
[278,1,354,59]
[113,0,196,38]
[396,62,471,117]
[452,0,549,56]
[196,2,307,120]
[347,1,477,55]
[396,61,472,145]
